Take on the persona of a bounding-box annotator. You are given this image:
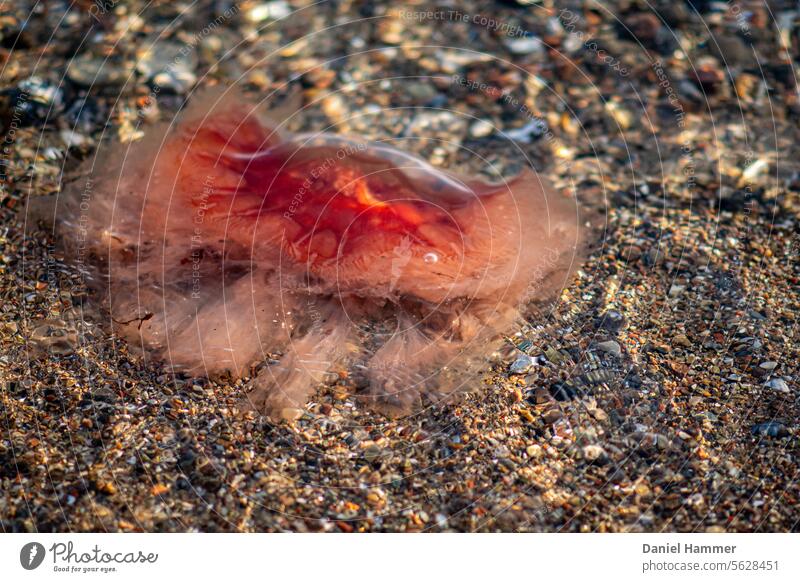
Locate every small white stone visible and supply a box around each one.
[246,0,291,23]
[765,378,789,393]
[505,35,544,55]
[469,119,494,138]
[668,284,686,298]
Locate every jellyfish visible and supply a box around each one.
[59,87,582,418]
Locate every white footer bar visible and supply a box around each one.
[2,533,798,581]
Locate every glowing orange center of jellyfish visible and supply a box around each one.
[187,130,475,267]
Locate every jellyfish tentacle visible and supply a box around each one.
[243,298,351,418]
[361,311,455,416]
[162,273,286,377]
[362,300,522,416]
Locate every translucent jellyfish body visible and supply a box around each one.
[61,88,582,417]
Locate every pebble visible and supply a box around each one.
[596,340,622,357]
[622,12,677,55]
[63,97,104,134]
[469,119,495,138]
[435,49,494,74]
[60,129,90,149]
[279,407,304,422]
[405,110,466,139]
[363,443,383,463]
[759,361,778,371]
[765,378,790,393]
[598,310,625,332]
[68,54,133,87]
[29,320,77,356]
[510,354,535,375]
[321,94,348,123]
[245,1,292,23]
[504,34,545,56]
[668,284,686,298]
[673,334,692,348]
[137,40,198,94]
[503,118,550,143]
[526,387,551,405]
[88,386,118,403]
[11,77,63,124]
[549,382,578,401]
[404,81,438,104]
[543,409,563,425]
[526,444,543,459]
[751,422,789,438]
[582,445,607,463]
[152,69,197,95]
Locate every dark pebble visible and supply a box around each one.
[549,382,580,402]
[597,310,626,332]
[751,422,789,438]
